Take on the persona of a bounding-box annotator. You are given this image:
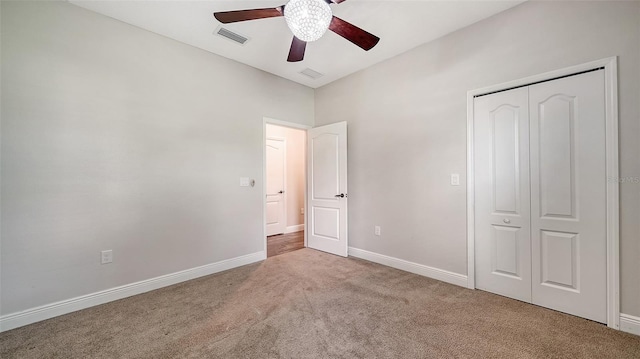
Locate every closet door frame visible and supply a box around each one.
[466,57,619,329]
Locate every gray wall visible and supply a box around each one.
[1,1,314,315]
[315,1,640,316]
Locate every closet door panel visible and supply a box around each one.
[529,70,607,323]
[474,87,532,302]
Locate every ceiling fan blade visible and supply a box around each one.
[328,16,380,51]
[287,37,307,62]
[214,7,283,24]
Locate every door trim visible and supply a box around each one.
[466,57,619,329]
[263,117,311,255]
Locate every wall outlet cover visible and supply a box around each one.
[101,250,113,264]
[451,174,460,186]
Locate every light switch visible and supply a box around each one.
[240,177,250,187]
[451,174,460,186]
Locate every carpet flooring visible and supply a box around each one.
[1,248,639,358]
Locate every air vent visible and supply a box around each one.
[215,26,249,45]
[300,68,324,80]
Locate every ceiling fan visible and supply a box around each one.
[213,0,380,62]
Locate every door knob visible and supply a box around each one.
[503,219,511,224]
[334,193,347,198]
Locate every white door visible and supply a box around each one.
[474,87,532,302]
[474,70,607,323]
[307,122,348,257]
[529,70,607,323]
[266,138,286,236]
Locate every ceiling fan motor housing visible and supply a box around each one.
[284,0,333,42]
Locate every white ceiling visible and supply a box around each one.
[69,0,525,88]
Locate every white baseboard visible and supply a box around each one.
[284,224,304,234]
[0,251,266,332]
[348,247,468,288]
[3,247,634,336]
[620,313,640,336]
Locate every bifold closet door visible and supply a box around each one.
[475,70,608,323]
[529,70,607,323]
[474,87,532,302]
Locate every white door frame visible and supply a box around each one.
[466,57,620,329]
[263,117,311,256]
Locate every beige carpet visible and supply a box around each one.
[1,248,639,358]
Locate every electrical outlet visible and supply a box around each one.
[101,250,113,264]
[374,226,381,236]
[451,173,460,186]
[300,208,304,215]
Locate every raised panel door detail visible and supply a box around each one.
[492,105,520,214]
[312,207,340,241]
[266,138,286,236]
[540,230,579,292]
[474,86,531,303]
[311,134,339,201]
[530,70,606,323]
[266,201,279,225]
[538,95,576,219]
[492,225,520,278]
[266,144,284,194]
[307,122,348,257]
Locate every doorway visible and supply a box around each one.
[265,121,307,257]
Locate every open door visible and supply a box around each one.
[306,122,348,257]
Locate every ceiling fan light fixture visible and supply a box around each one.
[284,0,332,42]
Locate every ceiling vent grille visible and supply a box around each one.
[300,68,324,80]
[215,26,249,45]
